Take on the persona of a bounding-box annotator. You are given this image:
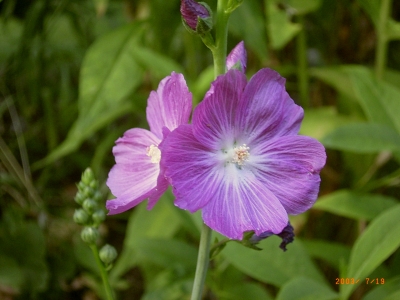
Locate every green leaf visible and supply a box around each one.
[222,236,326,287]
[136,238,197,271]
[314,190,398,220]
[302,240,351,270]
[220,282,273,300]
[276,277,338,300]
[0,254,24,292]
[340,205,400,299]
[322,123,400,153]
[363,277,400,300]
[347,66,400,133]
[284,0,322,15]
[230,1,268,61]
[110,197,181,281]
[36,22,145,167]
[300,107,356,141]
[357,0,380,25]
[266,0,301,49]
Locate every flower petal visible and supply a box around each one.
[146,72,192,139]
[106,128,162,214]
[226,41,247,73]
[162,124,222,211]
[236,68,304,145]
[192,70,247,150]
[201,168,288,240]
[249,135,326,215]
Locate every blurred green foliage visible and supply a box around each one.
[1,0,400,299]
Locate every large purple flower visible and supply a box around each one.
[162,69,326,240]
[106,72,192,214]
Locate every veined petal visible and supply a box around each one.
[106,128,162,214]
[162,124,222,211]
[192,70,247,150]
[202,168,288,240]
[236,68,304,145]
[226,41,247,73]
[250,135,326,215]
[146,72,192,139]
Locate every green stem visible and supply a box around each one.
[296,15,309,108]
[90,244,115,300]
[190,223,213,300]
[191,2,232,299]
[375,0,392,80]
[212,0,230,77]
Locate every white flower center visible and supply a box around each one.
[221,143,250,168]
[231,144,250,166]
[146,144,161,163]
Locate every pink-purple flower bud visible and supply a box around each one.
[226,41,247,73]
[180,0,212,32]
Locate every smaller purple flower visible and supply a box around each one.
[106,72,192,214]
[162,68,326,240]
[226,41,247,73]
[180,0,212,31]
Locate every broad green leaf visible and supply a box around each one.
[363,277,400,300]
[0,17,23,63]
[230,1,268,61]
[302,240,351,270]
[0,254,23,291]
[219,282,273,300]
[110,197,181,281]
[300,107,356,141]
[322,123,400,153]
[266,0,301,49]
[347,66,400,133]
[136,238,197,271]
[284,0,322,15]
[222,236,325,287]
[357,0,380,25]
[340,205,400,299]
[310,66,357,101]
[276,277,338,300]
[314,190,398,220]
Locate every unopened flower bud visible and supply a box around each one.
[226,41,247,73]
[74,192,86,205]
[83,198,97,214]
[81,227,99,244]
[92,209,106,225]
[73,209,90,225]
[180,0,213,34]
[249,222,295,252]
[93,190,103,203]
[83,186,94,198]
[99,244,117,265]
[82,168,96,186]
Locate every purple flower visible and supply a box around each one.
[226,41,247,73]
[162,69,326,240]
[106,72,192,214]
[249,222,295,251]
[180,0,211,31]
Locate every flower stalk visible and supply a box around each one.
[190,1,234,299]
[375,0,392,80]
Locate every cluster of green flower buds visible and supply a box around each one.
[74,168,117,267]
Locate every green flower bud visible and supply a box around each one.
[81,227,99,244]
[93,190,103,203]
[74,192,86,205]
[92,209,106,225]
[83,198,97,214]
[77,181,86,191]
[83,186,94,198]
[73,209,90,225]
[99,244,118,265]
[82,168,95,186]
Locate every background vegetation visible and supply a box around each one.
[1,0,400,299]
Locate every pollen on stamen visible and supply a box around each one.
[232,144,250,166]
[146,144,161,164]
